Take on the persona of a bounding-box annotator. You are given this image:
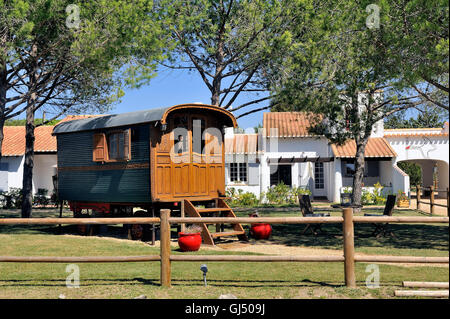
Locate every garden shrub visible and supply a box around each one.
[361,188,374,205]
[265,183,312,205]
[2,187,23,208]
[372,182,386,205]
[265,182,292,205]
[225,187,259,207]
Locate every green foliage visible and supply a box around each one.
[385,106,449,130]
[265,182,292,205]
[5,119,60,126]
[265,183,311,205]
[226,188,259,207]
[1,0,166,127]
[155,0,302,108]
[397,162,422,186]
[361,189,374,205]
[372,182,386,205]
[342,187,352,194]
[397,190,408,202]
[269,0,448,207]
[0,187,23,209]
[226,183,312,207]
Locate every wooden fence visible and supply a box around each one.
[416,185,450,216]
[0,209,448,288]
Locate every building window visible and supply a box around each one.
[239,163,247,182]
[270,164,292,186]
[315,162,324,189]
[342,160,355,177]
[342,160,379,177]
[229,163,247,183]
[365,161,379,177]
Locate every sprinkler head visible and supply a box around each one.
[200,264,208,274]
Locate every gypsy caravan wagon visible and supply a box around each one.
[52,103,247,244]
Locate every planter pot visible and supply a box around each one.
[178,232,202,252]
[250,223,272,240]
[397,200,409,208]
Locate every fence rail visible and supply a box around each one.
[0,209,448,288]
[416,185,449,216]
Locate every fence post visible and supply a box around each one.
[180,200,186,233]
[343,207,356,288]
[160,209,171,288]
[447,188,449,217]
[430,185,435,216]
[417,185,421,211]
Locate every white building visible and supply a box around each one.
[0,125,57,194]
[0,115,99,195]
[225,113,449,202]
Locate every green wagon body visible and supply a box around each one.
[56,124,151,204]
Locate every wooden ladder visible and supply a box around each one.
[183,198,248,246]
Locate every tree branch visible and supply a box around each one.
[412,84,449,110]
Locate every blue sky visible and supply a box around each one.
[110,68,265,132]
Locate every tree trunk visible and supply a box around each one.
[0,57,6,161]
[352,137,369,213]
[211,37,225,106]
[21,105,35,218]
[21,44,39,218]
[211,79,221,106]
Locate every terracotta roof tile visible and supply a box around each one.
[331,138,397,158]
[384,132,448,138]
[263,112,321,137]
[57,114,106,123]
[2,126,57,156]
[2,115,102,156]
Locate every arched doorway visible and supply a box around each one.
[398,159,449,198]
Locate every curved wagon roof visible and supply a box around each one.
[52,103,237,135]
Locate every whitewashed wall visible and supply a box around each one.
[388,135,449,164]
[392,161,410,196]
[261,136,333,198]
[33,154,57,194]
[0,154,57,194]
[2,156,24,190]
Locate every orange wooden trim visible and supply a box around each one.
[92,133,106,162]
[160,103,237,128]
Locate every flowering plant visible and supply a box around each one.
[183,224,203,234]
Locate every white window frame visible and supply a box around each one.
[229,162,248,184]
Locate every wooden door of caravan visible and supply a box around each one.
[171,114,191,197]
[190,115,208,197]
[205,118,225,197]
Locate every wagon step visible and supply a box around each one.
[183,199,248,246]
[211,230,246,238]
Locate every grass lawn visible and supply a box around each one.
[0,206,448,299]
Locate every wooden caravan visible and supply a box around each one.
[52,103,247,244]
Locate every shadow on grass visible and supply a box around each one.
[0,277,344,289]
[0,278,160,287]
[1,208,448,253]
[268,222,449,251]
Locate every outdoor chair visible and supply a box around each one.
[364,194,397,238]
[298,194,330,235]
